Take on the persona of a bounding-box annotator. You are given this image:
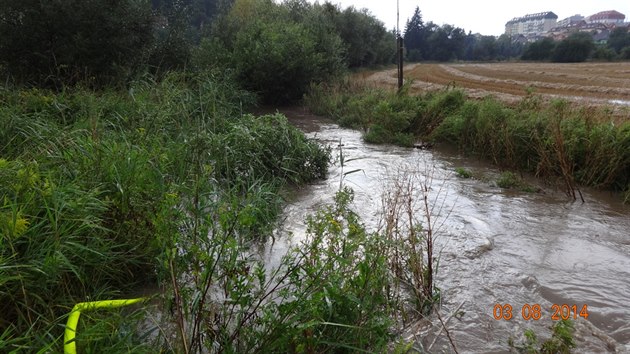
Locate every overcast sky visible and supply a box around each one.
[314,1,630,36]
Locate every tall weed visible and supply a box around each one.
[159,185,393,353]
[0,71,330,351]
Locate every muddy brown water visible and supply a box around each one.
[262,107,630,353]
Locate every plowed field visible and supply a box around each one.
[365,63,630,108]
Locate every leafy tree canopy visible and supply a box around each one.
[553,32,594,63]
[522,37,556,61]
[0,0,153,88]
[607,27,630,54]
[404,6,426,57]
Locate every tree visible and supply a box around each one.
[448,25,467,60]
[149,1,195,75]
[592,45,616,61]
[473,35,497,61]
[522,37,556,61]
[403,6,427,61]
[334,6,394,67]
[496,34,524,60]
[553,32,594,63]
[424,24,465,61]
[608,27,630,54]
[0,0,153,88]
[221,0,345,103]
[152,0,233,31]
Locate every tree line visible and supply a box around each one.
[4,1,630,103]
[403,6,630,63]
[0,0,395,103]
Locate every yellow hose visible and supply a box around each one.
[64,298,146,354]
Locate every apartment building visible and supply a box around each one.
[557,15,584,28]
[586,10,625,25]
[548,10,627,42]
[505,12,558,36]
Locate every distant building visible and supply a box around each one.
[505,12,558,36]
[586,10,625,25]
[557,15,584,28]
[505,10,627,43]
[548,21,613,42]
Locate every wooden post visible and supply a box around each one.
[397,35,404,91]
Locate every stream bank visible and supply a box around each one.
[270,106,630,353]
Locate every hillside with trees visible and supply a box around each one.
[402,6,630,63]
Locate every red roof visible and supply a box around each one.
[588,10,625,21]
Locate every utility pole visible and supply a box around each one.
[397,0,403,91]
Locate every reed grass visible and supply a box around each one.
[305,81,630,201]
[0,70,330,351]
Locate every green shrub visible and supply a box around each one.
[364,124,389,144]
[432,100,479,146]
[455,167,473,178]
[394,132,415,147]
[495,171,538,192]
[341,90,386,129]
[510,319,576,353]
[161,186,394,353]
[292,187,393,351]
[0,74,331,351]
[417,89,466,135]
[496,171,521,189]
[592,46,616,61]
[210,113,330,185]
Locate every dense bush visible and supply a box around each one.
[522,37,556,61]
[165,187,395,352]
[330,5,396,67]
[231,19,343,103]
[553,32,595,63]
[193,0,395,103]
[0,0,153,88]
[592,46,616,61]
[0,73,330,351]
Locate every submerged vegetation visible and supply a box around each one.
[509,319,577,353]
[454,167,473,179]
[305,81,630,201]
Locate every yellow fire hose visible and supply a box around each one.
[64,298,146,354]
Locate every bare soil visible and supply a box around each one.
[362,62,630,115]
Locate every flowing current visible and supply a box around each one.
[262,108,630,353]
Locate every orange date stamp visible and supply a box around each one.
[493,304,589,321]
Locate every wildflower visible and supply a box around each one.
[0,211,30,239]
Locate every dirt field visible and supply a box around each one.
[364,62,630,109]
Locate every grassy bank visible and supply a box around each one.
[305,81,630,202]
[1,71,443,352]
[0,72,330,351]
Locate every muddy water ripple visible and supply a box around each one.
[264,108,630,353]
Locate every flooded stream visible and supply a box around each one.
[265,107,630,353]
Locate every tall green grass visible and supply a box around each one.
[305,82,630,200]
[0,71,330,351]
[1,76,449,353]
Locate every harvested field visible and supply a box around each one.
[364,62,630,110]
